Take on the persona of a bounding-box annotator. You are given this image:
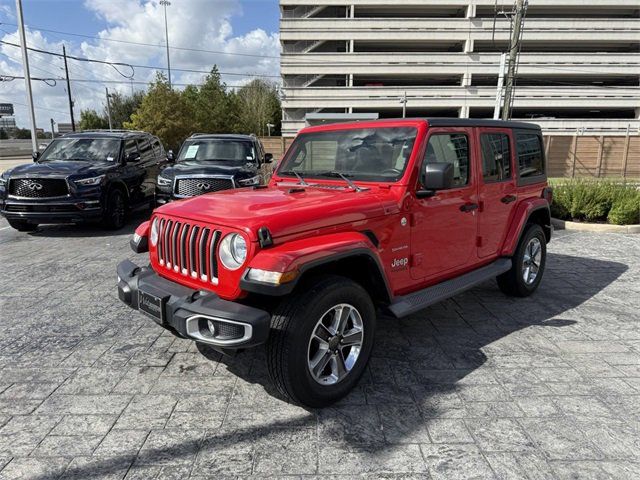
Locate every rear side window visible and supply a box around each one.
[424,133,469,187]
[481,133,511,182]
[516,133,544,178]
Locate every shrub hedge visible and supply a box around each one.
[550,179,640,226]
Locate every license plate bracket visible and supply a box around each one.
[138,289,166,325]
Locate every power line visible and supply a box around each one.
[0,38,280,79]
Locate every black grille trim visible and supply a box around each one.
[8,178,69,198]
[174,177,234,198]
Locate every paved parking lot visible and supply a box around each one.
[0,215,639,479]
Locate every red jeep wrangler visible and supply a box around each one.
[118,119,552,407]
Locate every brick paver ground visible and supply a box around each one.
[0,215,639,479]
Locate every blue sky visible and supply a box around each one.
[10,0,279,38]
[0,0,280,128]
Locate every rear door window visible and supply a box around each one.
[515,132,545,178]
[137,137,154,162]
[481,133,511,182]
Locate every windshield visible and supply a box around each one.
[39,138,121,163]
[277,127,418,183]
[178,140,256,162]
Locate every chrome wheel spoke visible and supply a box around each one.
[314,324,332,344]
[310,349,332,378]
[337,306,352,335]
[341,329,363,347]
[333,351,348,379]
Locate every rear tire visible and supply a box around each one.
[103,189,127,230]
[8,219,38,232]
[497,223,546,297]
[266,275,376,408]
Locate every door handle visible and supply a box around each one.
[501,195,517,204]
[460,203,479,212]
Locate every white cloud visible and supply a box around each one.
[1,0,279,129]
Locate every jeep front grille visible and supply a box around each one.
[175,177,234,198]
[9,178,69,198]
[156,218,222,284]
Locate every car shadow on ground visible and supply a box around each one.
[28,252,629,479]
[22,210,150,238]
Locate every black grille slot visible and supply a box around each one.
[9,178,68,198]
[5,204,76,213]
[175,177,234,197]
[156,217,221,284]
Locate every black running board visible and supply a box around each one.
[388,258,512,318]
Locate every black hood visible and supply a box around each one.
[5,161,117,178]
[160,160,258,179]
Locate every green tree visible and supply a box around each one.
[231,79,281,136]
[0,128,8,140]
[182,66,230,133]
[125,73,194,150]
[106,91,144,128]
[79,109,109,131]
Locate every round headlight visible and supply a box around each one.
[150,218,159,246]
[219,233,247,270]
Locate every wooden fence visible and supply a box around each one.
[262,134,640,179]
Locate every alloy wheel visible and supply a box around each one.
[307,303,364,385]
[522,237,542,285]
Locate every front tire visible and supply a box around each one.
[497,223,546,297]
[267,275,376,408]
[8,219,38,232]
[103,189,126,230]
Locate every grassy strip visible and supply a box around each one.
[550,179,640,226]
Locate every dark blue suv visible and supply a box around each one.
[0,130,167,231]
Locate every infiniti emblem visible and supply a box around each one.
[196,182,211,191]
[25,180,43,191]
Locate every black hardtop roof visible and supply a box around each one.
[61,130,152,139]
[187,133,258,141]
[419,117,541,131]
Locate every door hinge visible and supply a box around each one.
[411,253,423,267]
[476,236,483,247]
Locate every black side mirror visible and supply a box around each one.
[167,150,175,162]
[126,152,141,163]
[32,151,41,162]
[264,153,273,163]
[416,162,454,198]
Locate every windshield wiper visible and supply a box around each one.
[279,170,308,186]
[317,171,366,192]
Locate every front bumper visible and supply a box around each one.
[117,259,271,352]
[0,196,103,224]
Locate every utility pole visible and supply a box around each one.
[15,0,38,153]
[400,91,407,118]
[50,118,55,139]
[501,0,527,120]
[62,45,76,131]
[493,53,507,119]
[105,87,113,131]
[160,0,172,88]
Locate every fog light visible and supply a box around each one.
[207,319,217,336]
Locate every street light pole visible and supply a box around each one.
[15,0,38,153]
[400,91,407,118]
[160,0,172,88]
[105,87,113,131]
[62,45,76,131]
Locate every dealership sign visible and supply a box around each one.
[0,103,14,116]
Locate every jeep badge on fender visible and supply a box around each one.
[117,118,552,408]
